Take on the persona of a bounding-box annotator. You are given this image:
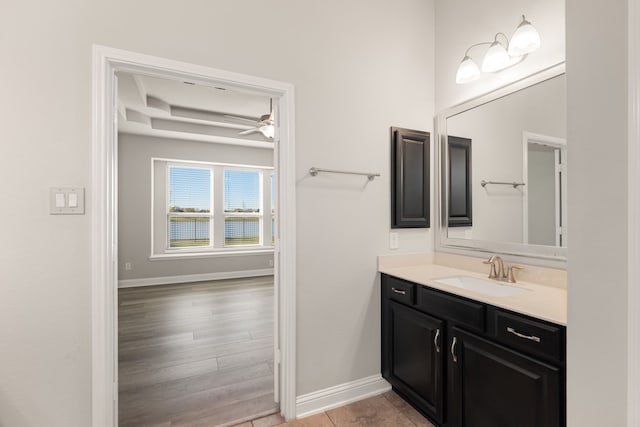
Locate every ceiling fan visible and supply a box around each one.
[225,99,275,139]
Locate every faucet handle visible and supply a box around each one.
[507,265,524,283]
[483,256,499,279]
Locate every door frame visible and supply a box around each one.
[91,45,297,427]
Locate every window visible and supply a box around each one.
[224,169,261,246]
[168,166,212,248]
[155,160,273,256]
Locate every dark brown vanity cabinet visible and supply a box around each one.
[383,300,444,422]
[450,327,561,427]
[381,274,565,427]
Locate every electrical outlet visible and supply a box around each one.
[390,232,399,250]
[125,262,132,271]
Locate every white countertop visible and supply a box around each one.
[379,263,567,326]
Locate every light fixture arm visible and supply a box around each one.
[464,41,492,57]
[463,32,510,57]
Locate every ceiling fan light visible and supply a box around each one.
[456,56,481,84]
[508,16,541,56]
[482,41,510,72]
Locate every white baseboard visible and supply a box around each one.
[118,268,274,288]
[295,374,391,419]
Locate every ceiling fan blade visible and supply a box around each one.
[224,114,259,124]
[239,128,260,136]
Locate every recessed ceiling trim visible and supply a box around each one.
[125,109,151,126]
[132,74,148,105]
[146,95,171,114]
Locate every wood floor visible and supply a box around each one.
[233,391,436,427]
[118,276,277,427]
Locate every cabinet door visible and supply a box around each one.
[385,300,444,422]
[450,327,561,427]
[448,136,472,227]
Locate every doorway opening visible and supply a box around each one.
[116,71,280,425]
[92,46,296,427]
[522,132,567,247]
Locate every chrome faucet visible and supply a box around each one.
[483,256,524,283]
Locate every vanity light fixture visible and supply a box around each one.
[456,15,540,84]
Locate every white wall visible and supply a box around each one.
[566,0,628,425]
[435,0,565,110]
[0,1,435,426]
[118,133,274,282]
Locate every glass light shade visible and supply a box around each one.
[482,41,510,72]
[456,56,480,84]
[508,17,541,56]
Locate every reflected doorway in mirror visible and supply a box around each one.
[522,132,567,247]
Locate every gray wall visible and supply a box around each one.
[118,133,274,281]
[0,1,435,426]
[566,0,628,424]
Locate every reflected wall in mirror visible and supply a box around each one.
[444,72,566,249]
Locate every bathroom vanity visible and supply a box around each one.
[381,63,569,426]
[380,261,566,427]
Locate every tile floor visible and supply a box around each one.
[232,391,436,427]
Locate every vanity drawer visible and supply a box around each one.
[417,287,485,332]
[489,308,564,364]
[384,275,416,306]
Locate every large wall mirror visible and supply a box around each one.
[436,64,567,265]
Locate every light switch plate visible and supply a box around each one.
[50,187,85,215]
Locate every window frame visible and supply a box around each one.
[153,158,274,258]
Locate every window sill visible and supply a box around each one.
[149,248,274,261]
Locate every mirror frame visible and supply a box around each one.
[435,63,567,268]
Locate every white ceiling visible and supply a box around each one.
[117,73,274,149]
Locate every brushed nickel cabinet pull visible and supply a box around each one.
[434,329,441,353]
[451,337,458,363]
[391,288,406,295]
[507,327,541,343]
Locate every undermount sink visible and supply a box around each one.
[433,276,530,297]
